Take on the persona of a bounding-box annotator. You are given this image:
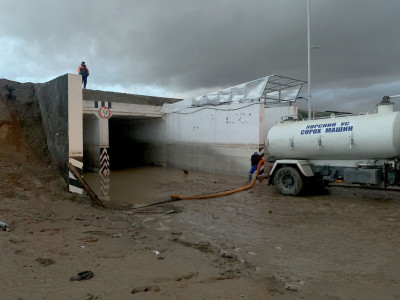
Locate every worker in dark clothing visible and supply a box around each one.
[248,152,262,183]
[78,61,90,89]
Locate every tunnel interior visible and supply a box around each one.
[83,114,100,172]
[109,117,164,170]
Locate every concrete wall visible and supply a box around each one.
[264,105,298,136]
[127,103,263,145]
[67,74,84,193]
[35,74,83,193]
[165,143,253,177]
[34,74,70,182]
[165,103,264,176]
[167,103,261,144]
[68,74,83,159]
[109,103,273,177]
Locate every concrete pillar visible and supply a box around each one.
[258,103,265,175]
[67,74,84,194]
[98,117,110,200]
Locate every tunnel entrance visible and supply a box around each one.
[82,102,166,200]
[109,116,165,170]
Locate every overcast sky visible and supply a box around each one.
[1,0,400,112]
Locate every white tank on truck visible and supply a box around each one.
[266,95,400,196]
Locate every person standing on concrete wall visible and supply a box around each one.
[78,61,90,89]
[248,152,262,183]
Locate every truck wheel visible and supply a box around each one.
[274,166,304,196]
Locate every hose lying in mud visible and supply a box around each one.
[131,159,266,211]
[170,158,266,200]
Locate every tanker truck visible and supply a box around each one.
[266,95,400,195]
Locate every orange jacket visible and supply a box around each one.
[78,65,90,76]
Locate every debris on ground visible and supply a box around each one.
[35,257,56,267]
[84,238,98,243]
[131,285,160,294]
[220,250,234,259]
[70,271,94,281]
[284,283,298,292]
[85,293,99,300]
[176,272,199,281]
[171,231,182,235]
[0,221,10,231]
[153,250,165,259]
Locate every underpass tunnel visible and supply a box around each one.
[82,97,167,201]
[83,114,100,171]
[109,116,166,170]
[83,113,109,172]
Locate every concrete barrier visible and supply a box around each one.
[35,74,83,193]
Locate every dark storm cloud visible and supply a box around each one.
[1,0,400,112]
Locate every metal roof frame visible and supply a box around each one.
[161,75,307,113]
[190,75,306,107]
[262,75,307,104]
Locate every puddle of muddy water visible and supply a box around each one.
[84,166,244,205]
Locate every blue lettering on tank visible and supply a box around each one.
[301,122,353,135]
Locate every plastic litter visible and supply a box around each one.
[70,270,94,281]
[220,250,234,259]
[285,283,298,292]
[0,222,9,231]
[153,250,164,260]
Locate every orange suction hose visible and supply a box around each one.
[170,159,266,200]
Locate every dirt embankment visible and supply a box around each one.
[0,79,50,163]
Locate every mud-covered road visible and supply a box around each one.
[2,162,400,299]
[161,180,400,299]
[85,167,400,299]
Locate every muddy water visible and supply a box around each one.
[82,167,400,298]
[84,166,244,206]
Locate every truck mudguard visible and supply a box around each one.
[270,160,314,177]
